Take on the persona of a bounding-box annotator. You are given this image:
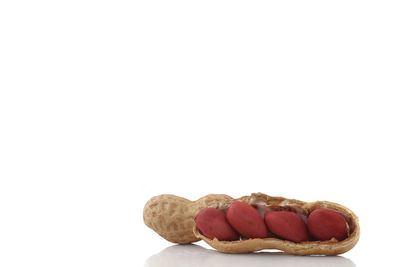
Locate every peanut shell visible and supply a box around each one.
[143,193,360,255]
[143,194,234,244]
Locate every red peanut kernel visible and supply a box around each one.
[226,201,268,239]
[264,211,309,243]
[195,208,239,241]
[307,208,348,241]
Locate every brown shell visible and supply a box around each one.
[143,194,234,244]
[143,193,360,255]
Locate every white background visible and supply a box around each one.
[1,1,399,266]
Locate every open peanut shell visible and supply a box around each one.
[143,193,360,255]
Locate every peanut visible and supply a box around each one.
[143,193,360,255]
[307,208,349,241]
[264,211,309,243]
[195,208,239,241]
[226,201,268,239]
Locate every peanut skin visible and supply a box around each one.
[307,208,348,241]
[264,211,309,243]
[195,208,239,241]
[226,201,268,238]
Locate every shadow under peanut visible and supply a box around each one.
[145,244,356,267]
